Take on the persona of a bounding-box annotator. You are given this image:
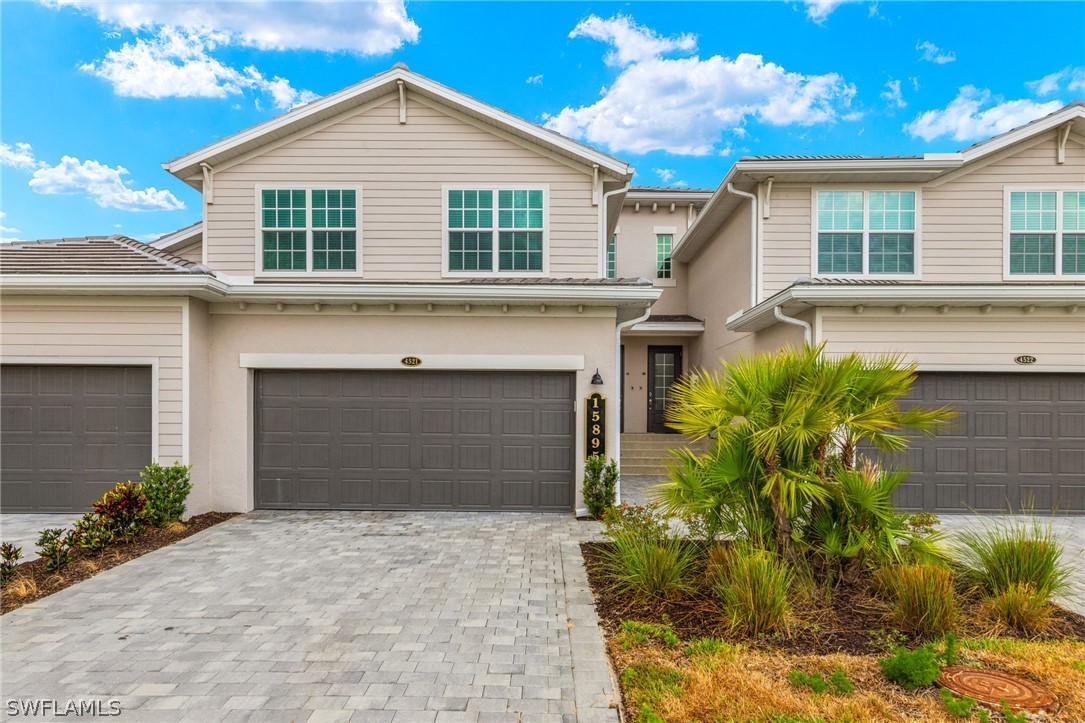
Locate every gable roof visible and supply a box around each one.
[0,236,211,275]
[673,101,1085,263]
[150,221,202,254]
[165,64,633,187]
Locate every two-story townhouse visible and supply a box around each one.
[0,65,659,516]
[675,102,1085,514]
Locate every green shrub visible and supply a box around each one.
[939,688,977,718]
[714,545,792,636]
[72,513,116,554]
[618,620,681,648]
[956,520,1069,600]
[0,542,22,585]
[874,563,958,635]
[940,633,960,666]
[986,582,1052,634]
[878,644,942,691]
[788,668,854,695]
[601,503,670,542]
[35,528,74,572]
[140,461,192,526]
[92,481,148,540]
[602,532,696,601]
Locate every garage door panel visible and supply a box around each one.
[255,370,574,511]
[889,373,1084,514]
[2,406,33,433]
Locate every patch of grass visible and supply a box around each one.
[621,663,685,719]
[761,715,829,723]
[602,533,697,602]
[1071,659,1085,674]
[984,582,1053,635]
[956,520,1069,599]
[874,563,958,636]
[714,545,792,637]
[788,668,855,695]
[878,644,943,691]
[939,688,977,718]
[684,637,732,658]
[5,575,37,599]
[619,620,681,648]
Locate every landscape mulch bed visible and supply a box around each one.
[1,512,238,614]
[581,541,1085,656]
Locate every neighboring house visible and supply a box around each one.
[0,66,1081,515]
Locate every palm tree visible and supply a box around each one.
[657,343,954,566]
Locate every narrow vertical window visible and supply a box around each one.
[606,234,616,279]
[656,234,672,279]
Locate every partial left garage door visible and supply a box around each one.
[1,366,152,512]
[255,370,575,511]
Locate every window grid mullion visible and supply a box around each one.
[1056,192,1063,276]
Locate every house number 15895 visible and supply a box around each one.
[585,392,606,458]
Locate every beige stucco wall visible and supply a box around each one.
[760,131,1085,297]
[203,306,619,512]
[819,307,1085,371]
[616,203,696,316]
[0,297,187,467]
[206,93,601,279]
[186,298,212,515]
[620,335,694,433]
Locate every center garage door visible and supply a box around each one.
[254,370,576,511]
[890,372,1084,514]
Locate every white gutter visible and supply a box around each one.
[599,183,630,277]
[0,274,663,307]
[773,306,812,344]
[613,305,653,504]
[727,183,758,308]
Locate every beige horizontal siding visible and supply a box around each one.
[0,299,185,461]
[760,132,1085,296]
[820,308,1085,370]
[207,94,598,278]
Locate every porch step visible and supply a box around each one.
[618,434,707,476]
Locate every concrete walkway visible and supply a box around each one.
[0,511,618,723]
[0,513,82,562]
[621,475,1085,616]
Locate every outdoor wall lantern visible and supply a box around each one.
[590,369,604,385]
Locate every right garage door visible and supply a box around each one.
[891,373,1085,514]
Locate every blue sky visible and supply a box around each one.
[2,1,1083,243]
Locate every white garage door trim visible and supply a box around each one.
[239,353,586,371]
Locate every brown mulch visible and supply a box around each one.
[1,512,238,614]
[581,541,1085,656]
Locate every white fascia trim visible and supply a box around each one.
[239,353,586,371]
[623,321,705,335]
[625,190,714,203]
[959,106,1085,163]
[727,285,1085,332]
[0,275,662,306]
[151,222,203,251]
[734,158,961,174]
[165,68,631,180]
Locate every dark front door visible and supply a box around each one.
[647,346,682,434]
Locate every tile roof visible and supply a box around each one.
[0,236,212,275]
[643,314,704,323]
[739,154,923,161]
[629,185,716,193]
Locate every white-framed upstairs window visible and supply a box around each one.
[1004,188,1085,278]
[606,234,617,279]
[443,185,549,276]
[256,186,362,276]
[813,190,920,277]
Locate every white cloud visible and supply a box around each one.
[1026,66,1085,96]
[27,155,185,212]
[526,74,543,85]
[1,142,45,170]
[0,224,21,233]
[917,40,956,64]
[569,14,696,67]
[80,28,319,109]
[549,21,858,156]
[909,76,921,91]
[904,86,1063,142]
[881,79,906,108]
[50,0,420,54]
[653,168,675,182]
[804,0,850,24]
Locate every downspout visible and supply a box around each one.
[613,304,653,504]
[774,306,812,345]
[599,183,630,277]
[726,183,757,308]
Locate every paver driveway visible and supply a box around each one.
[0,512,618,723]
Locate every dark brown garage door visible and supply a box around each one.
[255,370,575,511]
[1,365,153,512]
[889,373,1084,514]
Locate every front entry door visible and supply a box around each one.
[647,346,682,434]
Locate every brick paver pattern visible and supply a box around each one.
[0,511,616,723]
